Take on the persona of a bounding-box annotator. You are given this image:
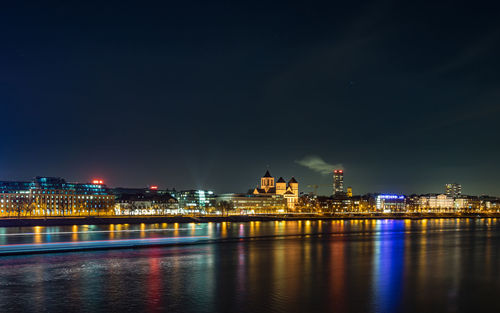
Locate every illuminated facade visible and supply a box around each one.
[376,194,406,213]
[347,186,353,197]
[454,196,480,212]
[333,170,344,195]
[0,177,114,217]
[113,187,178,215]
[479,196,500,213]
[252,170,299,210]
[418,194,454,211]
[176,190,215,212]
[217,193,286,213]
[445,183,462,198]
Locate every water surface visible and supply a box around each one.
[0,219,499,313]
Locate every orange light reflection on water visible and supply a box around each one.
[34,226,42,244]
[72,225,78,241]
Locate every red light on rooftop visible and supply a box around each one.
[92,179,104,185]
[150,185,158,190]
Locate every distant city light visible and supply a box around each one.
[150,185,158,190]
[92,179,104,185]
[378,194,405,199]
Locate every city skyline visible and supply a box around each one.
[0,170,491,198]
[2,2,500,313]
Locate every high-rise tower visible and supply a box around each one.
[445,183,462,198]
[333,170,344,195]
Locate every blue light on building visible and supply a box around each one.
[376,194,406,213]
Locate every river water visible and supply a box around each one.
[0,219,499,313]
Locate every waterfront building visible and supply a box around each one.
[445,183,462,198]
[298,194,318,213]
[375,194,406,213]
[453,197,467,211]
[113,187,178,215]
[217,193,287,214]
[176,190,216,212]
[252,170,299,210]
[418,194,454,212]
[312,194,375,214]
[356,195,377,213]
[0,177,114,217]
[454,196,480,212]
[330,194,350,213]
[404,194,420,212]
[479,196,500,213]
[333,170,344,195]
[315,196,332,212]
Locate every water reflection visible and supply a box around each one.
[330,232,345,312]
[72,225,78,241]
[34,226,42,244]
[0,219,499,313]
[372,221,405,313]
[147,249,162,313]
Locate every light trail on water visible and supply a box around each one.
[0,228,203,237]
[0,236,210,255]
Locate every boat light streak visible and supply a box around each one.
[0,228,203,237]
[0,236,210,255]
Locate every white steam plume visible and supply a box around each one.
[295,155,343,175]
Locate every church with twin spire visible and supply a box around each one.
[252,170,299,210]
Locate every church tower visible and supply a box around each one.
[288,177,299,197]
[260,170,275,192]
[276,177,286,195]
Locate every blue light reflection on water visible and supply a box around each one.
[373,220,405,313]
[0,219,499,313]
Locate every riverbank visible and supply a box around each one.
[0,213,499,227]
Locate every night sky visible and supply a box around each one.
[1,0,500,196]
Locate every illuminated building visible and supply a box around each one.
[252,170,299,210]
[333,170,344,195]
[0,177,114,217]
[347,187,353,197]
[315,194,375,213]
[453,197,467,211]
[418,194,454,212]
[113,187,178,215]
[217,193,286,214]
[404,194,421,212]
[260,170,274,192]
[479,196,500,213]
[376,194,406,213]
[298,194,319,213]
[176,190,215,212]
[454,196,480,212]
[330,195,350,213]
[445,183,462,198]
